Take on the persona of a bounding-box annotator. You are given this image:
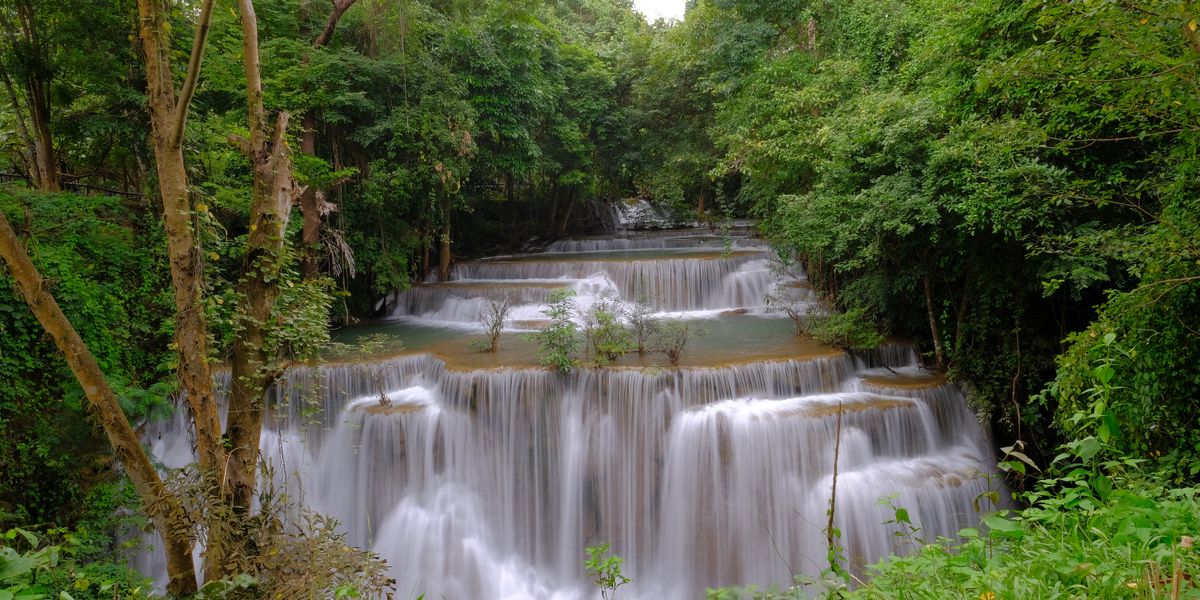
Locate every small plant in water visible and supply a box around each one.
[526,288,580,372]
[583,297,635,365]
[585,542,630,600]
[626,285,660,355]
[654,320,703,366]
[471,294,514,353]
[327,333,400,406]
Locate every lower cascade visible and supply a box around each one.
[138,229,999,599]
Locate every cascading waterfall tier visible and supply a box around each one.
[394,245,793,322]
[136,229,999,599]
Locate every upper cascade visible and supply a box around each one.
[135,227,1001,599]
[392,228,806,322]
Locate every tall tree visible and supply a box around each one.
[223,0,303,523]
[299,0,358,280]
[0,213,197,594]
[0,0,61,190]
[136,0,226,499]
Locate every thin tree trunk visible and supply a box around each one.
[421,222,431,278]
[136,0,225,486]
[952,247,975,365]
[0,2,58,191]
[954,278,970,363]
[0,214,196,596]
[923,272,945,370]
[825,400,843,573]
[298,0,358,280]
[558,190,577,236]
[438,194,452,281]
[26,85,58,190]
[300,112,321,279]
[222,0,301,552]
[0,68,38,183]
[133,0,227,589]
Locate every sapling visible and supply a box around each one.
[471,294,514,353]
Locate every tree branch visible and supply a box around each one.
[313,0,358,48]
[228,133,252,157]
[236,0,266,153]
[0,212,197,594]
[170,0,217,147]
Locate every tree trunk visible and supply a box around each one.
[438,194,452,281]
[0,68,38,184]
[953,277,970,364]
[136,0,226,485]
[923,272,946,370]
[0,214,197,596]
[27,85,58,191]
[298,0,358,280]
[225,114,297,522]
[558,190,577,236]
[0,1,59,191]
[300,112,321,279]
[421,222,431,279]
[137,0,229,586]
[219,2,301,574]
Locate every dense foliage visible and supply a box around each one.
[627,0,1200,472]
[2,0,1199,596]
[0,190,172,528]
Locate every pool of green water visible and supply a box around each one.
[328,314,837,369]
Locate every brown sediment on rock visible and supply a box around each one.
[689,395,914,418]
[351,400,431,415]
[789,397,913,418]
[862,373,947,389]
[319,336,845,374]
[312,349,415,367]
[417,281,570,289]
[779,280,813,289]
[475,249,762,264]
[718,308,749,317]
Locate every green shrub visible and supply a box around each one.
[471,295,514,353]
[585,542,630,600]
[527,289,580,372]
[583,298,635,365]
[1,527,154,600]
[0,189,174,530]
[654,321,703,366]
[804,308,884,352]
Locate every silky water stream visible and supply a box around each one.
[137,228,1000,598]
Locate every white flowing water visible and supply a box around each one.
[136,229,999,598]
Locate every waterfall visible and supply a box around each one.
[135,228,999,599]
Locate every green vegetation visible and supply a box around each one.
[0,190,171,528]
[471,295,515,353]
[525,292,702,368]
[651,0,1200,470]
[528,288,582,372]
[1,0,1199,595]
[582,298,636,365]
[585,542,631,600]
[654,320,702,366]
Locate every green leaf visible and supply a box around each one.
[1077,437,1102,461]
[983,514,1023,539]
